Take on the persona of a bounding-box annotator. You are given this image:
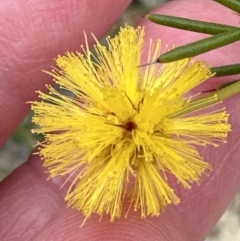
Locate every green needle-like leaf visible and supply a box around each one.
[146,14,239,35]
[211,64,240,77]
[214,0,240,13]
[158,30,240,63]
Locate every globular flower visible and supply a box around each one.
[31,25,230,223]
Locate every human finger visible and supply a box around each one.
[0,0,131,146]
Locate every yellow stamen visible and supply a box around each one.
[31,25,230,223]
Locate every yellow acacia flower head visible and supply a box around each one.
[31,25,230,223]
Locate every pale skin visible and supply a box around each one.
[0,0,240,240]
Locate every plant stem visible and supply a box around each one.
[170,79,240,118]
